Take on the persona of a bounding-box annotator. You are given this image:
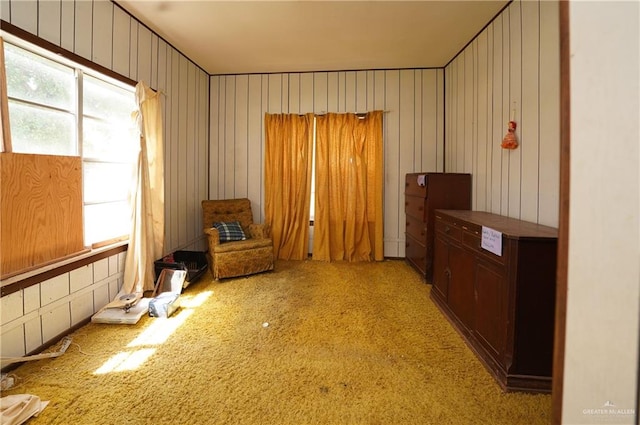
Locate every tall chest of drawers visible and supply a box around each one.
[404,173,471,281]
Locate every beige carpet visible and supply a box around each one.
[2,259,551,424]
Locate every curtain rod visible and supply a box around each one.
[314,110,390,116]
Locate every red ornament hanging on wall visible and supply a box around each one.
[501,120,518,150]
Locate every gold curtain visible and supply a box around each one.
[264,113,314,260]
[312,111,384,262]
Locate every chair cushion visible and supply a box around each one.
[213,238,273,253]
[213,221,247,242]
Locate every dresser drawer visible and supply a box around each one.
[405,174,427,197]
[462,229,482,251]
[406,214,427,243]
[405,234,427,275]
[435,218,462,242]
[405,195,426,221]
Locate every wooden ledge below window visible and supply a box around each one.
[0,242,128,297]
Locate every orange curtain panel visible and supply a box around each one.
[264,113,314,260]
[312,111,383,262]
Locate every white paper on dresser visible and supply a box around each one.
[481,226,502,256]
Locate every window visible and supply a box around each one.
[82,75,138,245]
[4,39,138,247]
[5,42,77,156]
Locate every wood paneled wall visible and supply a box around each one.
[210,70,445,257]
[1,0,210,254]
[444,0,560,227]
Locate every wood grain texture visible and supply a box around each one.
[1,153,84,277]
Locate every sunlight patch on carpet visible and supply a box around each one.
[93,290,213,375]
[129,309,194,347]
[94,349,155,374]
[179,290,213,308]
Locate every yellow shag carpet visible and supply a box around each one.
[2,259,551,424]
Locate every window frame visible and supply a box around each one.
[3,35,138,248]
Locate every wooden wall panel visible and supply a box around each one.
[8,0,37,35]
[74,1,92,60]
[520,0,540,224]
[177,56,189,244]
[355,72,365,110]
[0,0,9,22]
[60,0,74,52]
[209,76,221,202]
[150,35,158,89]
[185,63,197,243]
[327,72,339,112]
[112,6,130,77]
[137,26,152,86]
[224,76,236,196]
[383,70,401,257]
[38,1,61,46]
[455,58,465,171]
[314,72,328,112]
[464,48,474,174]
[490,19,504,215]
[500,11,510,217]
[444,0,559,227]
[1,154,84,277]
[92,0,113,69]
[421,71,435,171]
[538,1,560,227]
[198,72,209,232]
[398,70,418,249]
[128,19,138,82]
[247,75,263,221]
[234,74,249,199]
[507,0,522,219]
[475,32,488,213]
[288,73,301,113]
[299,73,314,113]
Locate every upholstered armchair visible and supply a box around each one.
[202,198,274,280]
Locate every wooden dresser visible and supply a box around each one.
[404,173,471,281]
[431,209,558,393]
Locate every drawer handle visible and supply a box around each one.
[445,226,451,233]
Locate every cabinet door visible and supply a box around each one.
[474,259,507,360]
[447,242,475,328]
[432,234,449,298]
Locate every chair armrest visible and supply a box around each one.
[204,227,221,251]
[248,223,271,239]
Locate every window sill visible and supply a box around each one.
[0,241,128,295]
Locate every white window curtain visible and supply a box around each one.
[122,81,165,294]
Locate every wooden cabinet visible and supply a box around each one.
[431,210,558,393]
[404,173,471,281]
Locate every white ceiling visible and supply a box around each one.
[114,0,509,75]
